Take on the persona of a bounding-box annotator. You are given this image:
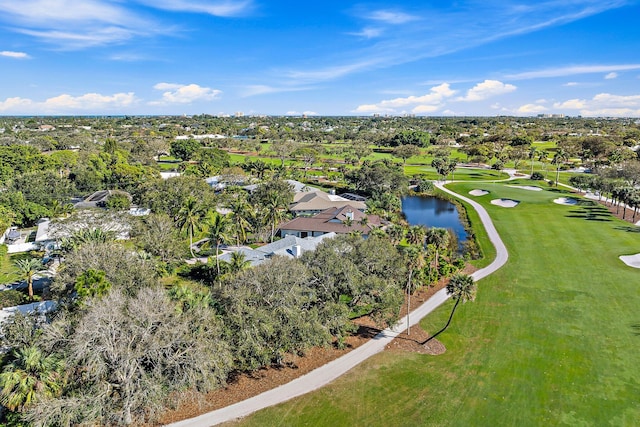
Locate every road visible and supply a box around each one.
[166,182,508,427]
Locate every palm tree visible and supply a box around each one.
[406,225,426,246]
[14,258,45,301]
[229,198,253,245]
[176,196,205,258]
[227,251,251,274]
[538,149,550,178]
[423,274,476,344]
[0,346,65,412]
[263,192,289,243]
[386,224,405,246]
[205,211,231,276]
[405,245,425,336]
[425,227,449,282]
[552,148,568,187]
[529,146,537,176]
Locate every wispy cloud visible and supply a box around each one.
[506,64,640,80]
[135,0,254,17]
[0,0,158,48]
[0,0,251,49]
[241,84,314,97]
[604,72,618,79]
[347,27,383,39]
[287,2,631,85]
[365,10,420,24]
[0,50,30,59]
[457,80,516,102]
[150,83,221,104]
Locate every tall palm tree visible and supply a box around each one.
[205,211,231,276]
[14,258,45,301]
[0,346,65,412]
[263,192,289,243]
[423,274,476,344]
[529,146,537,176]
[405,245,425,336]
[538,149,550,178]
[425,227,449,282]
[553,148,568,187]
[229,198,253,245]
[176,196,205,258]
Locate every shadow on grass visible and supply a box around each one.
[566,204,613,222]
[615,225,640,233]
[548,188,573,194]
[631,324,640,336]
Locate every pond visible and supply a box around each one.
[401,196,468,245]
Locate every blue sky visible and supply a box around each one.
[0,0,639,116]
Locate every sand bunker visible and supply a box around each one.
[491,199,519,208]
[469,189,489,196]
[508,185,543,191]
[553,197,578,206]
[620,253,640,268]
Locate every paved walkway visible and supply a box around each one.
[167,182,509,427]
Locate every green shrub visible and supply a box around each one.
[0,290,26,308]
[530,171,544,180]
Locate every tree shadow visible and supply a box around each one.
[615,225,640,233]
[566,204,613,221]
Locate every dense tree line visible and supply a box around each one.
[0,234,410,425]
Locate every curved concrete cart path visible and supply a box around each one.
[166,182,508,427]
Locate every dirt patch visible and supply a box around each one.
[386,326,446,355]
[157,327,375,425]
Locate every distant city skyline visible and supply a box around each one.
[1,1,639,117]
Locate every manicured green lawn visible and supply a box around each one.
[231,181,640,427]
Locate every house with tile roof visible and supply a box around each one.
[279,205,381,238]
[289,190,366,217]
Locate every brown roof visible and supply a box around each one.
[290,191,366,213]
[280,205,381,235]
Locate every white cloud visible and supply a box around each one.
[507,64,640,80]
[517,104,548,114]
[0,92,137,113]
[151,83,221,104]
[0,51,30,59]
[604,72,618,79]
[553,92,640,117]
[0,97,34,111]
[458,80,516,102]
[412,105,439,114]
[366,10,420,24]
[353,104,393,114]
[43,92,137,110]
[353,83,456,114]
[564,82,579,86]
[554,99,587,109]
